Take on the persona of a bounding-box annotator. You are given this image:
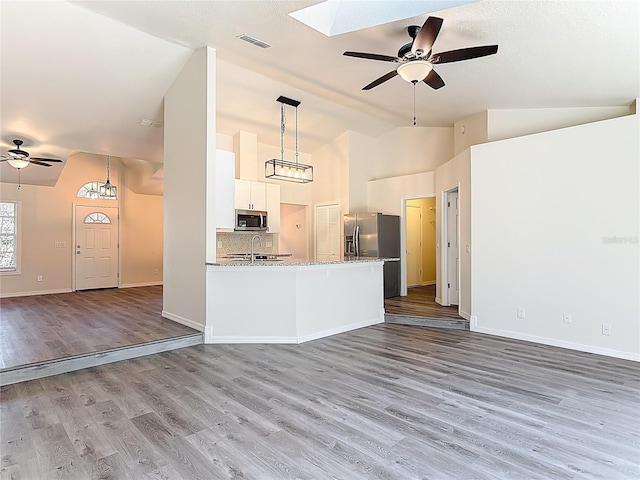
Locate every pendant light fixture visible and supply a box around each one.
[98,155,118,199]
[265,96,313,183]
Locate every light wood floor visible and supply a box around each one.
[1,324,638,479]
[385,284,463,319]
[0,286,198,371]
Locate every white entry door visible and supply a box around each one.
[75,205,119,290]
[446,190,460,305]
[406,205,422,287]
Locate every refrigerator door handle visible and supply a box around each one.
[354,225,360,256]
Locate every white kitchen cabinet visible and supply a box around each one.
[266,183,281,233]
[215,150,235,229]
[235,179,266,211]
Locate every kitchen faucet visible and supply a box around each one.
[250,235,262,263]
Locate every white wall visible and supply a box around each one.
[163,47,215,330]
[348,131,377,212]
[471,114,639,361]
[453,111,487,157]
[367,171,435,216]
[310,132,350,256]
[375,127,453,179]
[0,152,163,296]
[435,151,471,317]
[487,105,634,143]
[453,106,634,157]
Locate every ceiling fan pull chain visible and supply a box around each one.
[17,169,21,190]
[413,81,417,126]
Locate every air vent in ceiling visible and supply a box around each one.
[237,34,271,49]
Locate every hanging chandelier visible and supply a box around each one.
[265,96,313,183]
[98,155,118,199]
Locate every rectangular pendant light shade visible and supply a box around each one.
[265,158,313,183]
[265,96,313,184]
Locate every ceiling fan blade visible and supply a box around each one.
[344,51,399,62]
[31,157,63,163]
[411,17,443,56]
[431,45,498,64]
[423,69,445,90]
[362,70,398,90]
[30,160,53,167]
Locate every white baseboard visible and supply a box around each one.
[435,297,443,305]
[120,281,163,288]
[204,316,384,345]
[0,288,72,299]
[161,310,205,332]
[421,281,436,286]
[205,333,298,344]
[297,317,384,344]
[472,325,640,362]
[459,309,471,321]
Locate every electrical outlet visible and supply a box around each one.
[517,307,526,319]
[563,312,572,324]
[37,275,43,282]
[217,240,223,249]
[602,324,611,336]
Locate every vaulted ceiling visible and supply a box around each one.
[1,0,638,186]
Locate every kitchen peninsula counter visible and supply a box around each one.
[207,255,398,267]
[205,257,395,344]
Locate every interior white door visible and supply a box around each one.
[75,205,119,290]
[315,204,340,260]
[406,205,422,287]
[446,190,460,306]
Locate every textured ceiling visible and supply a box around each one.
[1,0,638,187]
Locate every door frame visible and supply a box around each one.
[399,194,435,297]
[440,186,460,307]
[72,203,120,291]
[405,204,423,288]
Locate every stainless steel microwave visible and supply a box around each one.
[235,209,268,231]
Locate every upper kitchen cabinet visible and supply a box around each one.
[215,150,235,230]
[266,183,281,233]
[235,179,266,211]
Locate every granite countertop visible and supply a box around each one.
[207,256,399,267]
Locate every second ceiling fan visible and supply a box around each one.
[344,16,498,90]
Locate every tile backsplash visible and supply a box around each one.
[217,232,278,256]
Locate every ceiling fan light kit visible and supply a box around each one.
[397,60,433,83]
[265,96,313,184]
[343,15,498,93]
[6,158,30,169]
[1,139,64,188]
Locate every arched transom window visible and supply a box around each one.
[77,181,117,199]
[84,212,111,224]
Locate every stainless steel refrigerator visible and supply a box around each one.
[344,212,400,298]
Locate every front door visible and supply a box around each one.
[75,205,119,291]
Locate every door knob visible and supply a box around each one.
[76,251,81,254]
